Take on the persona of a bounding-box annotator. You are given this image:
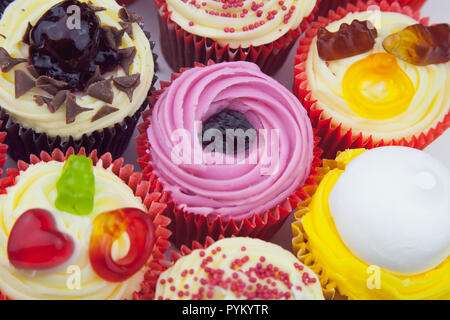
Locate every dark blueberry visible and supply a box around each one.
[201,108,256,155]
[29,0,119,91]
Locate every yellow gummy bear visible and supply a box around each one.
[342,53,415,120]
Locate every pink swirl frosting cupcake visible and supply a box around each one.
[146,62,314,229]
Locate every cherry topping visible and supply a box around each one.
[7,209,75,270]
[201,108,256,154]
[29,0,119,91]
[89,208,155,282]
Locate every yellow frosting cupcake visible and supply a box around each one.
[304,10,449,143]
[292,147,450,300]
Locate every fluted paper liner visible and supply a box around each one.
[155,0,320,75]
[0,147,172,300]
[293,0,449,159]
[291,154,353,300]
[137,60,323,248]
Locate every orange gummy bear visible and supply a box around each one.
[383,23,450,66]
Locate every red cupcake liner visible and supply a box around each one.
[316,0,426,17]
[0,147,172,300]
[154,0,320,75]
[293,0,449,159]
[136,60,323,249]
[0,122,7,177]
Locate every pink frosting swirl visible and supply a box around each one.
[147,62,314,221]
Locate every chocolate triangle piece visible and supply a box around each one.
[48,90,68,113]
[118,47,136,75]
[22,22,32,45]
[26,65,39,78]
[86,66,104,87]
[66,93,91,124]
[118,8,142,23]
[33,95,52,107]
[91,105,119,122]
[87,1,106,12]
[87,79,114,103]
[103,26,125,49]
[36,76,68,89]
[15,70,35,98]
[113,73,140,102]
[119,21,134,39]
[0,47,27,73]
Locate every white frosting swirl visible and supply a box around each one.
[155,237,324,300]
[0,0,154,139]
[306,11,450,142]
[0,161,148,300]
[329,147,450,275]
[166,0,317,48]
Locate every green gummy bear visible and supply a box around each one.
[55,155,95,216]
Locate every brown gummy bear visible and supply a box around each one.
[383,23,450,66]
[317,20,378,61]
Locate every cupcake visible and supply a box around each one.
[155,0,319,75]
[294,1,449,158]
[137,61,320,247]
[316,0,426,17]
[155,237,325,300]
[0,148,171,300]
[0,0,155,161]
[292,146,450,299]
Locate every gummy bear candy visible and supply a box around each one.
[55,155,95,216]
[317,20,378,61]
[89,208,154,282]
[383,23,450,66]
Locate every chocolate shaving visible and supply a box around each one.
[36,76,67,95]
[87,79,114,103]
[0,47,27,73]
[86,65,104,87]
[118,47,136,75]
[33,95,52,107]
[26,65,39,78]
[118,8,142,23]
[15,70,35,98]
[87,1,106,12]
[48,90,68,113]
[0,34,6,39]
[91,105,119,122]
[119,21,134,39]
[113,73,140,102]
[22,22,33,45]
[103,25,125,49]
[66,93,91,124]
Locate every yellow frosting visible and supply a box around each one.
[306,11,450,142]
[300,149,450,300]
[155,237,324,300]
[0,0,154,139]
[0,161,147,300]
[166,0,316,48]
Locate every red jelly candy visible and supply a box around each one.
[89,207,155,282]
[7,209,75,270]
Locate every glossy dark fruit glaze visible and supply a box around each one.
[29,0,119,91]
[202,108,256,155]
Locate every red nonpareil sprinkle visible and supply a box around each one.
[170,286,176,291]
[281,5,287,10]
[160,279,166,284]
[184,284,190,289]
[199,251,205,257]
[256,10,263,17]
[260,256,266,262]
[178,291,184,297]
[241,246,246,251]
[181,270,188,277]
[278,0,284,5]
[168,277,173,283]
[230,28,235,33]
[243,26,248,31]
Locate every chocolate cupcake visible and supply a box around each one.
[0,0,155,161]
